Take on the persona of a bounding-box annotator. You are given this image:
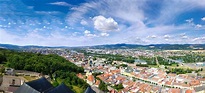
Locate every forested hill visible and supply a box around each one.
[0,48,88,92]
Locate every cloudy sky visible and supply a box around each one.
[0,0,205,46]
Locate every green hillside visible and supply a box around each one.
[0,48,88,93]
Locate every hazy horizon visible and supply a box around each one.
[1,43,205,48]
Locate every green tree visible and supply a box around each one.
[99,80,108,92]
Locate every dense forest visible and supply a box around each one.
[0,48,88,92]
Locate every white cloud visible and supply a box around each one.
[93,15,119,32]
[202,17,205,21]
[66,2,99,26]
[192,37,205,43]
[193,37,205,41]
[103,0,145,23]
[35,11,61,15]
[153,0,205,24]
[196,24,202,28]
[0,29,93,46]
[84,30,97,37]
[100,33,109,37]
[72,32,81,36]
[80,20,88,25]
[181,35,188,39]
[147,35,157,38]
[185,18,204,28]
[185,18,193,23]
[185,0,205,8]
[165,39,169,41]
[48,2,71,6]
[164,35,171,38]
[0,29,19,44]
[66,0,146,29]
[84,30,90,34]
[85,34,97,37]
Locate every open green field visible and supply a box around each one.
[73,85,84,93]
[23,76,37,81]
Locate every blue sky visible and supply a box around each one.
[0,0,205,46]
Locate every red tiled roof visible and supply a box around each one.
[199,78,205,81]
[110,70,120,74]
[152,86,160,92]
[167,73,177,77]
[138,84,149,93]
[77,73,84,79]
[186,89,194,93]
[168,88,181,93]
[95,80,100,85]
[87,75,95,82]
[190,80,200,86]
[165,81,172,85]
[178,74,188,78]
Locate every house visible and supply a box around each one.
[185,89,194,93]
[168,88,181,93]
[190,80,201,87]
[194,85,205,93]
[77,73,84,79]
[95,80,100,87]
[199,78,205,84]
[87,75,95,85]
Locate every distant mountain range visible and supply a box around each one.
[86,43,205,50]
[0,44,64,50]
[0,43,205,50]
